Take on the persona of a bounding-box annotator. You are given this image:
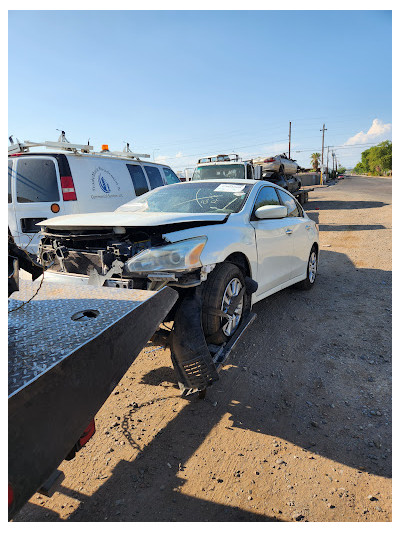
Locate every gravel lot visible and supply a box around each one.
[14,175,392,522]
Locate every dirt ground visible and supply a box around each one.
[14,175,392,522]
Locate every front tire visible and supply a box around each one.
[202,262,250,345]
[296,246,318,290]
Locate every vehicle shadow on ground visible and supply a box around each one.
[303,210,387,232]
[305,200,388,210]
[317,224,386,231]
[17,251,391,522]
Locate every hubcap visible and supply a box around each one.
[221,277,243,336]
[308,251,317,283]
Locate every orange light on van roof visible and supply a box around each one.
[101,144,109,151]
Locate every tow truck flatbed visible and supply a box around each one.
[8,279,178,520]
[292,187,314,205]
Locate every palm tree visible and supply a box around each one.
[310,153,321,171]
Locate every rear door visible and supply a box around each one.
[250,186,295,296]
[8,159,17,240]
[13,156,65,253]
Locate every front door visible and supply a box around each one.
[277,189,311,278]
[250,186,295,296]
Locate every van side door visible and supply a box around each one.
[143,164,165,190]
[126,164,150,197]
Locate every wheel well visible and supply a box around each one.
[312,242,319,257]
[225,252,251,278]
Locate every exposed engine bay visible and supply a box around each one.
[38,222,219,291]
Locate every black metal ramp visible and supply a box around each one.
[8,279,178,520]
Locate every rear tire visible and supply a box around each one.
[202,262,250,345]
[296,246,318,290]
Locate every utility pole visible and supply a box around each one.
[326,146,329,181]
[320,124,327,185]
[332,152,336,179]
[288,121,291,159]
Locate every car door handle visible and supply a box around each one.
[285,229,293,235]
[305,224,312,230]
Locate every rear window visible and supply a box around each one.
[16,158,60,203]
[126,164,149,197]
[163,167,180,184]
[8,160,12,203]
[144,166,164,189]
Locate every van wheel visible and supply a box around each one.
[296,246,318,290]
[202,262,250,345]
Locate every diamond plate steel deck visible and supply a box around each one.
[8,279,155,397]
[8,278,178,520]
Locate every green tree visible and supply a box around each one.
[353,141,392,176]
[310,153,321,171]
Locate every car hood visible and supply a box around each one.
[39,211,228,230]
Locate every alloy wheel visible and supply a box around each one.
[221,277,243,336]
[308,251,317,283]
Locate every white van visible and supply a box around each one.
[8,141,180,254]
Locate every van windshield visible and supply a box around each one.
[117,181,253,215]
[192,164,245,181]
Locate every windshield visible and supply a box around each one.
[192,164,245,181]
[117,182,252,215]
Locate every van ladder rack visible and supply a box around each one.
[99,151,151,159]
[8,140,93,154]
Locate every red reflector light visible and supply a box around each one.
[8,484,14,508]
[79,419,96,447]
[60,176,77,201]
[264,157,275,163]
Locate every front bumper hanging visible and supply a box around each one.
[170,280,257,396]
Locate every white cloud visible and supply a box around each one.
[154,154,168,164]
[344,118,391,145]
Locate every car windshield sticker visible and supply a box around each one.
[214,184,245,192]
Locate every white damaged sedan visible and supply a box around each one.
[39,179,319,392]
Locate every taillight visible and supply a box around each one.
[264,157,276,163]
[79,419,96,447]
[60,176,77,201]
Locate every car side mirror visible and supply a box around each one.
[255,205,288,219]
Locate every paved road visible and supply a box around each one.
[15,176,392,522]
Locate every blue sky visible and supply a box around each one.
[8,10,392,170]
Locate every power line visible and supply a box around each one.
[164,138,289,161]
